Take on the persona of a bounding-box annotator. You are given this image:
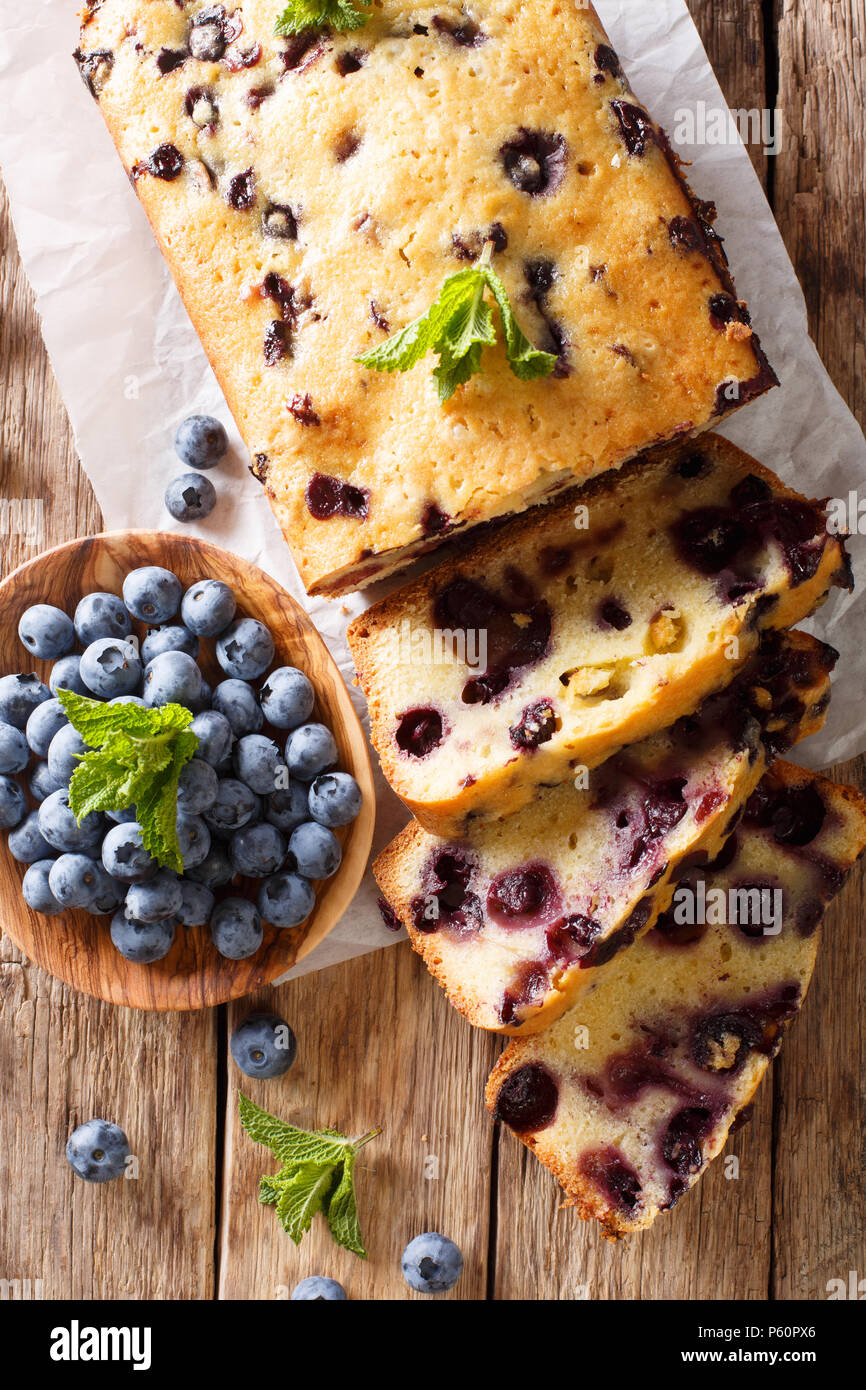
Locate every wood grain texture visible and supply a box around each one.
[0,529,374,1010]
[218,946,499,1300]
[770,0,866,1300]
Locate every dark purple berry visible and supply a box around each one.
[395,708,444,758]
[493,1063,559,1133]
[500,128,567,196]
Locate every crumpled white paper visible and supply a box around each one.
[0,0,863,979]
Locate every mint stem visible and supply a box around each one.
[351,1127,382,1153]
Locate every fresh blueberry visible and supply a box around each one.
[49,655,89,697]
[265,781,309,835]
[210,897,263,959]
[308,772,362,828]
[211,680,262,737]
[184,844,234,889]
[290,1277,347,1301]
[233,734,287,795]
[47,724,87,783]
[22,859,63,915]
[289,821,342,879]
[105,805,138,825]
[0,673,51,729]
[0,775,28,830]
[0,720,30,773]
[177,757,219,814]
[190,677,213,714]
[286,723,338,782]
[191,709,235,766]
[25,697,68,758]
[230,1012,297,1078]
[401,1233,463,1294]
[90,865,126,914]
[122,566,182,624]
[203,778,260,835]
[101,821,158,882]
[257,871,315,928]
[38,788,104,854]
[229,821,286,878]
[109,694,148,708]
[174,414,228,470]
[48,853,101,909]
[141,624,200,664]
[165,472,217,523]
[175,878,215,926]
[18,604,74,660]
[125,869,183,923]
[66,1118,130,1183]
[143,650,202,708]
[181,579,236,637]
[177,812,211,868]
[216,618,275,681]
[80,638,143,699]
[74,592,132,646]
[28,761,62,803]
[8,811,53,863]
[259,666,315,730]
[110,909,175,963]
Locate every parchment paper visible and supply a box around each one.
[0,0,863,978]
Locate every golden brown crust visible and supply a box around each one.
[78,1,775,595]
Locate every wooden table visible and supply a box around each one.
[1,1,863,1301]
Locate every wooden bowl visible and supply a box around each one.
[0,532,375,1010]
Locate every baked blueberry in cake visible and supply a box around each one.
[374,631,836,1034]
[349,435,849,836]
[77,1,775,595]
[485,762,866,1235]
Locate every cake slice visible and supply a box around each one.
[375,631,835,1034]
[349,434,849,836]
[77,1,775,595]
[485,762,866,1236]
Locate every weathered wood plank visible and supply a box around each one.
[0,185,218,1300]
[218,944,499,1300]
[771,0,866,1300]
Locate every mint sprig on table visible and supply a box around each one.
[239,1092,380,1258]
[56,690,198,874]
[274,0,370,35]
[355,244,558,402]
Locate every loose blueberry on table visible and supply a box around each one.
[1,564,363,964]
[401,1232,464,1294]
[65,1118,130,1183]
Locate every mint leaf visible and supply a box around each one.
[355,255,556,401]
[275,1161,336,1244]
[324,1149,366,1258]
[238,1092,348,1165]
[57,690,198,873]
[239,1093,380,1258]
[274,0,369,36]
[482,265,561,381]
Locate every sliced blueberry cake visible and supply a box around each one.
[485,761,866,1235]
[349,434,849,836]
[375,631,836,1034]
[77,1,774,595]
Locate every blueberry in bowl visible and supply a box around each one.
[0,530,374,1010]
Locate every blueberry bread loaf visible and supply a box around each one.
[486,762,866,1235]
[349,435,849,837]
[76,1,775,595]
[375,631,836,1034]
